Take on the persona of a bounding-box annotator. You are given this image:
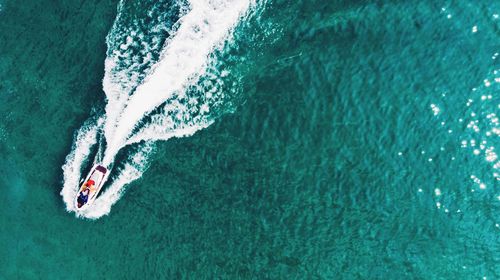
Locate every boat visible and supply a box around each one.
[75,164,109,210]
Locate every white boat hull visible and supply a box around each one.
[75,164,109,210]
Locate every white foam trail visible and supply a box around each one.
[61,0,252,219]
[126,120,213,145]
[103,0,251,163]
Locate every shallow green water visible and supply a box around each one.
[0,0,499,278]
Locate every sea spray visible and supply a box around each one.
[61,117,103,214]
[103,0,252,163]
[61,0,252,219]
[102,0,188,143]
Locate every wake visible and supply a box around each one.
[61,0,252,219]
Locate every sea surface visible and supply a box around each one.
[0,0,499,278]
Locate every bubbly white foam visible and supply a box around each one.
[103,0,251,163]
[61,0,252,219]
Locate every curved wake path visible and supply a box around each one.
[61,0,252,219]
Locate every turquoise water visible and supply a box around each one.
[0,0,499,278]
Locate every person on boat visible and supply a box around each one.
[85,179,95,188]
[77,188,90,208]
